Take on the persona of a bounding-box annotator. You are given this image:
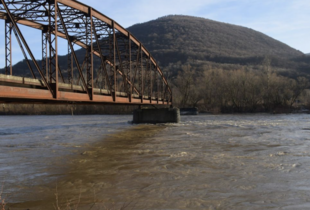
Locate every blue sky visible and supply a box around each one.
[82,0,309,53]
[0,0,309,68]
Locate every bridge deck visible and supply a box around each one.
[0,74,168,105]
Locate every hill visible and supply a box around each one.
[125,15,310,112]
[127,15,303,67]
[1,15,307,77]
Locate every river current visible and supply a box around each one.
[1,114,310,209]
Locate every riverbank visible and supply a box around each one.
[1,103,309,115]
[0,104,137,115]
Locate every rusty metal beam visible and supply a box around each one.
[12,27,36,79]
[114,34,129,95]
[112,20,117,101]
[57,3,90,97]
[86,8,93,100]
[0,12,171,94]
[54,1,59,98]
[0,83,169,105]
[92,21,113,95]
[5,19,12,75]
[0,0,173,106]
[0,0,53,95]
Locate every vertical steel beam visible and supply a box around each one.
[161,80,165,102]
[140,51,144,103]
[112,20,116,101]
[86,8,93,100]
[147,58,151,98]
[47,2,59,86]
[5,19,12,75]
[1,0,52,93]
[128,33,132,102]
[160,73,163,100]
[155,64,159,103]
[151,63,153,101]
[54,0,59,99]
[48,2,53,83]
[107,27,114,93]
[67,42,73,88]
[149,60,153,103]
[163,84,168,104]
[42,30,48,80]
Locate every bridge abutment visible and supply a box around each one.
[132,108,180,124]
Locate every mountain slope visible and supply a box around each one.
[1,15,307,77]
[127,15,303,66]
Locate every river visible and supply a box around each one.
[1,114,310,209]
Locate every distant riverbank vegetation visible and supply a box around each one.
[171,61,310,114]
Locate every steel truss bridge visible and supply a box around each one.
[0,0,172,106]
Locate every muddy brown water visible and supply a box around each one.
[1,114,310,209]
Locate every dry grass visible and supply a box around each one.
[0,184,6,210]
[0,184,134,210]
[0,195,5,210]
[52,186,134,210]
[53,185,81,210]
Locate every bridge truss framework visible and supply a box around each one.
[0,0,172,106]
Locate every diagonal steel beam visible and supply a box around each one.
[12,27,36,79]
[57,4,89,96]
[76,50,87,85]
[1,0,53,95]
[58,63,65,83]
[114,35,129,95]
[132,45,141,95]
[92,23,113,94]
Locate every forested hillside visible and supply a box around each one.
[127,15,303,67]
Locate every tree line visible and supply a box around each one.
[172,62,310,113]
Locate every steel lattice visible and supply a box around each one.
[0,0,172,105]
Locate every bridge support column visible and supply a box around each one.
[132,108,180,124]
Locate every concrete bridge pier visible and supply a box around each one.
[132,107,180,124]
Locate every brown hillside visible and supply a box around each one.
[127,15,303,66]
